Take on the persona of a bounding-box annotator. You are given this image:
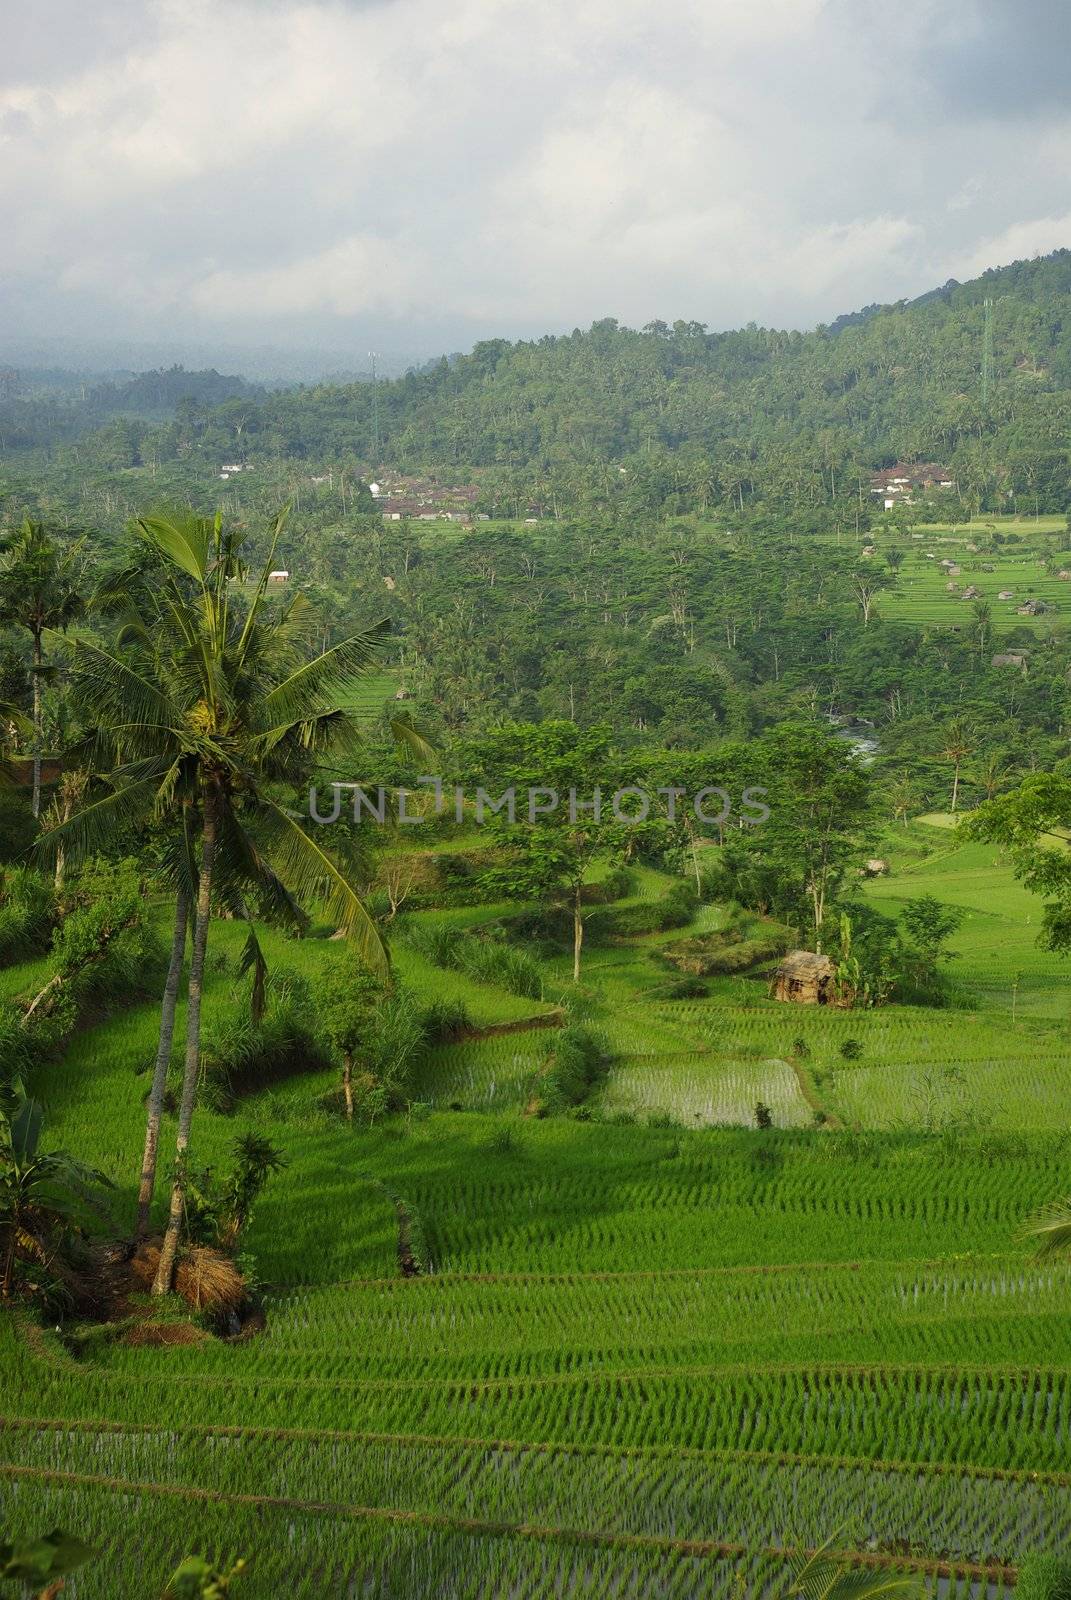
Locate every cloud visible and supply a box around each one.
[0,0,1069,367]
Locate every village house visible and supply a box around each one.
[870,463,955,510]
[1018,598,1049,616]
[267,570,289,584]
[992,652,1028,670]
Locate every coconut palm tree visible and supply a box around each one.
[0,520,85,818]
[938,718,974,814]
[43,508,431,1291]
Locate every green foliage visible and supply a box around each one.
[0,1092,113,1306]
[406,922,544,999]
[164,1554,247,1598]
[0,1526,95,1590]
[185,1133,287,1250]
[900,895,965,964]
[200,973,325,1111]
[0,868,56,966]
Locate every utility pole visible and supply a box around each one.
[981,297,994,407]
[369,351,380,465]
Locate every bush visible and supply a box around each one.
[540,1024,614,1112]
[201,973,326,1111]
[599,865,637,902]
[421,997,473,1042]
[0,791,36,864]
[592,881,698,937]
[407,923,543,999]
[661,929,790,977]
[840,1038,863,1060]
[663,974,709,999]
[0,867,57,966]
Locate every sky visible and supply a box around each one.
[2,0,1070,376]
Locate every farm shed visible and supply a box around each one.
[992,652,1028,670]
[771,951,837,1005]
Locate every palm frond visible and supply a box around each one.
[254,797,388,978]
[70,638,177,730]
[261,623,389,723]
[791,1533,922,1600]
[1024,1196,1071,1256]
[33,767,166,867]
[136,512,210,585]
[390,715,437,769]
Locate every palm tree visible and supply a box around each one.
[938,718,974,814]
[45,509,431,1291]
[1024,1197,1071,1256]
[0,520,85,818]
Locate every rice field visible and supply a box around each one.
[4,834,1071,1592]
[878,539,1071,633]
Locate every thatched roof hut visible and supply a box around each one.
[771,950,836,1005]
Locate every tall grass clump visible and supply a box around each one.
[0,866,56,965]
[538,1024,614,1113]
[406,924,543,999]
[201,971,326,1111]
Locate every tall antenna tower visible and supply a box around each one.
[369,351,380,464]
[981,297,994,407]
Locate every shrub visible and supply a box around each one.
[663,975,709,999]
[421,997,473,1042]
[840,1038,863,1060]
[201,973,326,1111]
[407,923,543,999]
[662,930,789,977]
[592,881,698,937]
[0,867,56,966]
[754,1101,773,1129]
[540,1024,614,1112]
[599,865,637,902]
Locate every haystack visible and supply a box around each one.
[129,1240,246,1314]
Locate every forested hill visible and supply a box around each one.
[12,251,1071,517]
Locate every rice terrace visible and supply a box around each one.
[5,11,1071,1592]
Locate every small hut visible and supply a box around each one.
[771,951,836,1005]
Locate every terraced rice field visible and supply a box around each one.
[878,535,1071,633]
[4,834,1071,1593]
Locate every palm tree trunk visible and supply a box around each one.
[572,889,583,983]
[342,1050,354,1119]
[137,884,189,1238]
[153,795,219,1295]
[31,631,42,820]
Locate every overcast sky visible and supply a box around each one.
[2,0,1070,375]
